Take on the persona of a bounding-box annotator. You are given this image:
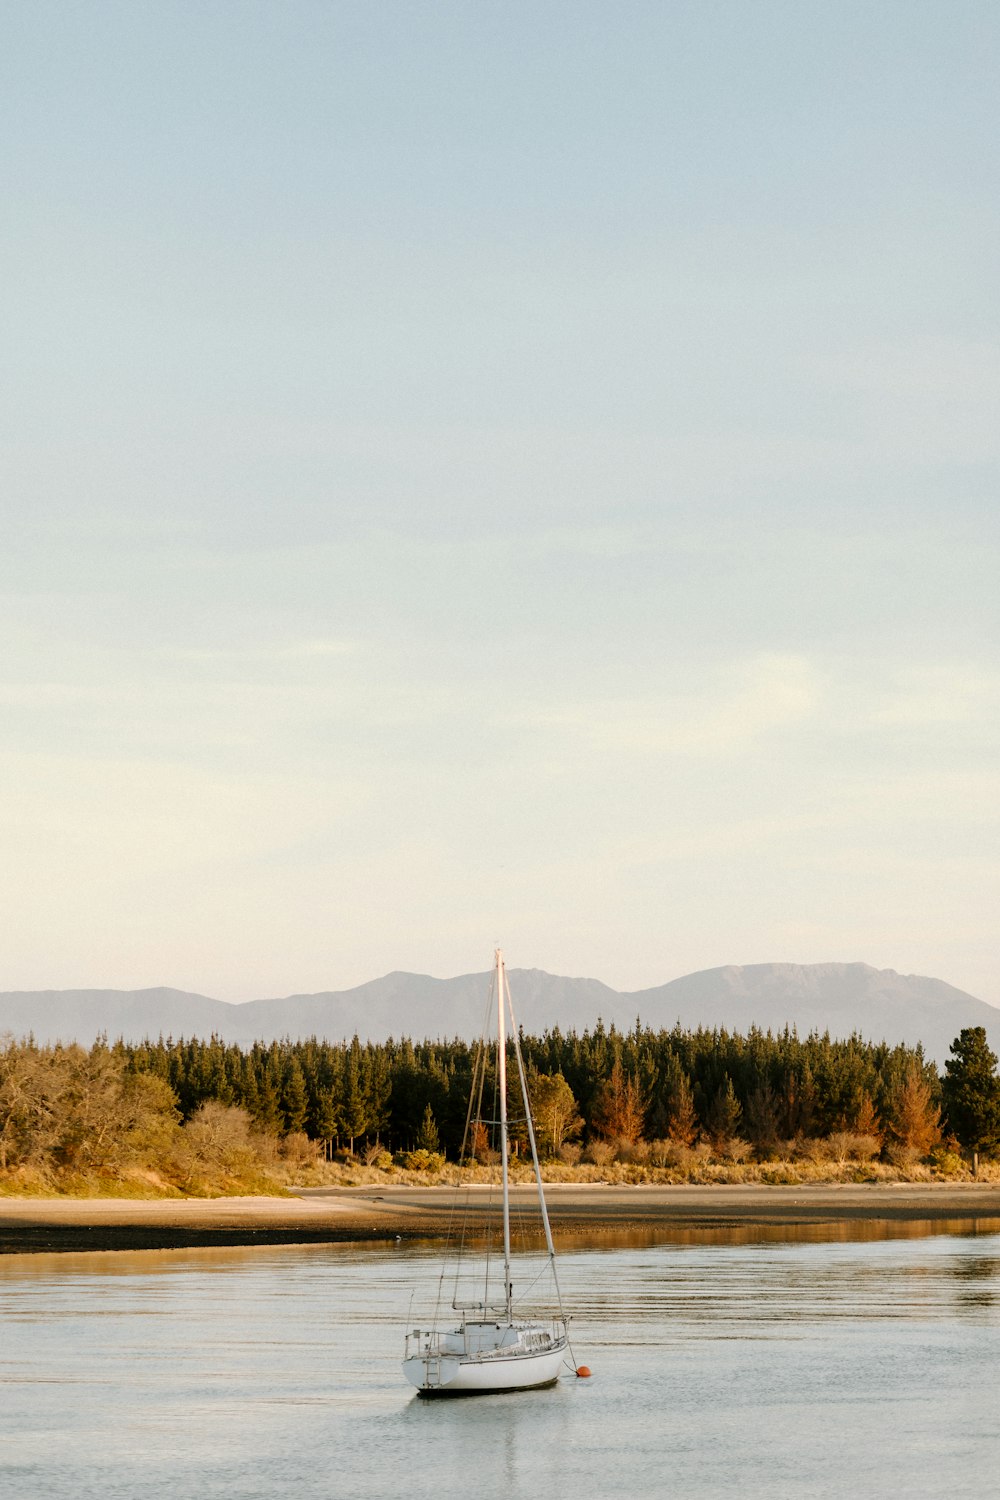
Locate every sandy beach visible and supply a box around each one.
[3,1182,1000,1254]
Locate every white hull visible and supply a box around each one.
[403,1331,567,1397]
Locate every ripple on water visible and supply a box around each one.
[0,1229,998,1500]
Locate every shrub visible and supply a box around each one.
[394,1149,445,1173]
[582,1140,615,1166]
[616,1138,650,1165]
[929,1143,966,1178]
[280,1132,321,1169]
[646,1139,674,1168]
[826,1131,881,1165]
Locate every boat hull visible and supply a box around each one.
[403,1341,566,1397]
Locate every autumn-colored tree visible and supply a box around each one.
[528,1072,583,1157]
[850,1089,882,1143]
[0,1039,182,1181]
[0,1039,61,1171]
[591,1059,646,1145]
[176,1101,261,1185]
[887,1063,940,1156]
[55,1042,126,1170]
[470,1120,494,1164]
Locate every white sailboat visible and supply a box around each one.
[402,948,588,1397]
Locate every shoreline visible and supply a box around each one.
[3,1182,1000,1255]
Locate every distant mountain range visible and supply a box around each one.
[1,963,998,1064]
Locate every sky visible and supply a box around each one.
[2,2,998,1004]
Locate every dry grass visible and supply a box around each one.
[0,1168,183,1200]
[0,1161,293,1200]
[4,1143,998,1198]
[279,1148,1000,1191]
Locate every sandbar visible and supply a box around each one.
[3,1183,1000,1254]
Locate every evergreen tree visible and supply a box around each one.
[942,1028,1000,1159]
[310,1047,342,1152]
[655,1053,699,1146]
[416,1103,440,1154]
[281,1057,309,1134]
[254,1049,285,1136]
[704,1076,742,1151]
[341,1038,367,1153]
[362,1046,391,1144]
[744,1081,780,1156]
[668,1073,698,1147]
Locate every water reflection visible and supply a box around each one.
[3,1216,1000,1283]
[952,1254,1000,1278]
[951,1254,1000,1309]
[525,1216,1000,1252]
[1,1230,998,1500]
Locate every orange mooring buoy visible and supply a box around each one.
[575,1365,592,1378]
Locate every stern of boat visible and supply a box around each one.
[402,1330,461,1393]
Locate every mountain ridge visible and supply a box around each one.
[1,962,998,1064]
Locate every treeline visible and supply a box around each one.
[120,1022,956,1161]
[0,1039,312,1192]
[4,1022,998,1190]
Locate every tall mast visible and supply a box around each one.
[496,946,512,1320]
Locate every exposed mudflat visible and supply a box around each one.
[4,1182,1000,1254]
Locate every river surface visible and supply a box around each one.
[2,1225,998,1500]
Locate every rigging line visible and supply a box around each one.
[458,975,495,1164]
[460,986,495,1278]
[506,968,582,1372]
[442,984,495,1315]
[447,978,502,1317]
[479,1025,504,1309]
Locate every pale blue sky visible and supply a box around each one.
[2,2,998,1003]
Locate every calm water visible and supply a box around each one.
[2,1227,998,1500]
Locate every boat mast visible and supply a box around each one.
[510,1005,557,1262]
[495,946,513,1320]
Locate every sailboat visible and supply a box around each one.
[402,948,587,1397]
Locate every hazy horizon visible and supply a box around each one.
[6,956,1000,1014]
[4,4,998,1005]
